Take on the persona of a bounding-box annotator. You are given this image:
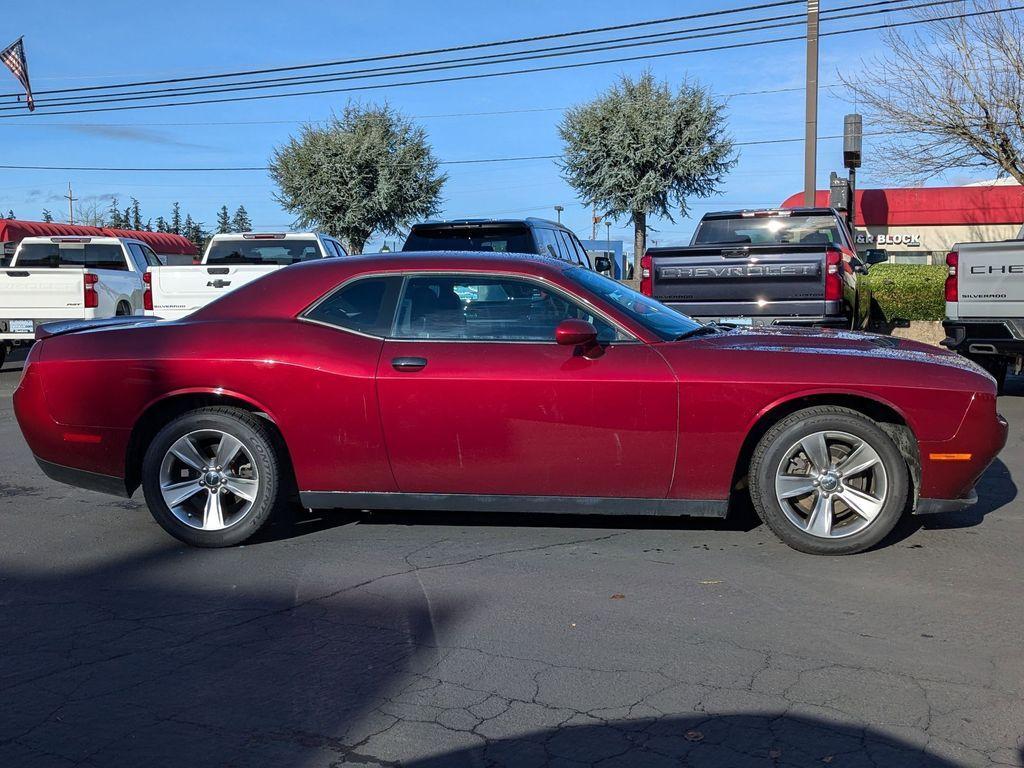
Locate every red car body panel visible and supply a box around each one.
[13,253,1006,513]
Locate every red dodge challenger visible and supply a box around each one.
[14,253,1007,554]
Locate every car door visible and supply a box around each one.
[375,272,678,499]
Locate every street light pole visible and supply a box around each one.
[605,222,612,277]
[804,0,820,207]
[554,205,563,224]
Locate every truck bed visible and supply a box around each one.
[147,265,279,321]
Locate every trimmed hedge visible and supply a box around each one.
[863,264,946,322]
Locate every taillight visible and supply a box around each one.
[639,252,653,296]
[945,251,959,302]
[143,271,153,311]
[825,248,842,301]
[83,273,99,309]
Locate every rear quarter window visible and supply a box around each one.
[304,277,403,336]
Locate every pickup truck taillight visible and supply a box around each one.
[143,271,153,311]
[83,273,99,309]
[824,248,842,301]
[640,252,653,296]
[945,251,959,302]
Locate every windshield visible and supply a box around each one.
[693,214,843,247]
[403,225,534,253]
[205,238,321,265]
[565,268,703,341]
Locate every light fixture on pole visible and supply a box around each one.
[554,205,564,224]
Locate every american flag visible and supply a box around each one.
[1,37,34,111]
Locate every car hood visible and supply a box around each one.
[685,324,990,377]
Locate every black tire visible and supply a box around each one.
[141,407,286,547]
[749,406,910,555]
[0,343,7,370]
[968,355,1007,394]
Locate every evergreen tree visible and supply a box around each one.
[155,216,169,233]
[230,205,252,233]
[144,219,153,232]
[170,202,182,235]
[216,205,231,234]
[124,207,132,229]
[107,197,124,228]
[5,209,14,219]
[130,198,142,230]
[41,209,53,223]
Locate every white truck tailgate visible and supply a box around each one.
[149,265,276,320]
[955,241,1024,318]
[0,268,84,313]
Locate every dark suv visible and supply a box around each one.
[402,218,608,272]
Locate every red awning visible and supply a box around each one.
[0,219,197,256]
[781,185,1024,227]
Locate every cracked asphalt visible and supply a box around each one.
[1,349,1022,767]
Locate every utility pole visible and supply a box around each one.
[591,205,599,240]
[64,181,77,224]
[803,0,820,206]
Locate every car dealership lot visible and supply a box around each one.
[1,353,1022,767]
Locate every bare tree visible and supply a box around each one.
[75,200,107,227]
[840,0,1024,184]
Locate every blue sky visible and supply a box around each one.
[0,0,971,248]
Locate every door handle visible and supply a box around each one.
[392,356,427,372]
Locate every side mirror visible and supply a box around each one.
[863,249,888,265]
[556,318,598,347]
[594,255,611,273]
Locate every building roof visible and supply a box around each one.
[0,219,197,255]
[781,185,1024,226]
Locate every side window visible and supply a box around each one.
[127,243,148,272]
[392,275,622,342]
[305,276,402,336]
[568,233,592,268]
[557,230,585,266]
[139,244,162,266]
[332,239,349,257]
[531,228,560,260]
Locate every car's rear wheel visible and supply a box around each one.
[749,406,909,555]
[141,407,285,547]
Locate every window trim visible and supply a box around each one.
[387,270,637,345]
[298,269,638,344]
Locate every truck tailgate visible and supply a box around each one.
[954,241,1024,318]
[0,268,85,316]
[149,265,278,318]
[649,244,826,319]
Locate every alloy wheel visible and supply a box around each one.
[773,430,888,539]
[158,429,259,531]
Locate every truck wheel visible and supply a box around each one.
[749,406,909,555]
[0,343,7,370]
[141,407,287,547]
[970,356,1007,394]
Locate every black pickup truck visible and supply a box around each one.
[640,208,884,329]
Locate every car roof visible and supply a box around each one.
[410,217,567,230]
[700,207,838,219]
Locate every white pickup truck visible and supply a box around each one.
[0,235,160,366]
[942,226,1024,390]
[145,232,347,321]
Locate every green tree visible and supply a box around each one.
[155,216,169,233]
[269,104,446,253]
[170,202,182,235]
[231,205,252,233]
[216,205,231,234]
[5,209,14,219]
[41,209,53,222]
[130,198,142,230]
[559,72,735,278]
[107,197,124,228]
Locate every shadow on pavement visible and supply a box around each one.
[406,714,964,767]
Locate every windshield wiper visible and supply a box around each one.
[673,325,722,341]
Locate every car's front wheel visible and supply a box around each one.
[749,406,909,555]
[141,407,286,547]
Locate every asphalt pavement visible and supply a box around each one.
[1,347,1022,767]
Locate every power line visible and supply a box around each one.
[0,0,808,100]
[2,0,957,113]
[4,2,1014,120]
